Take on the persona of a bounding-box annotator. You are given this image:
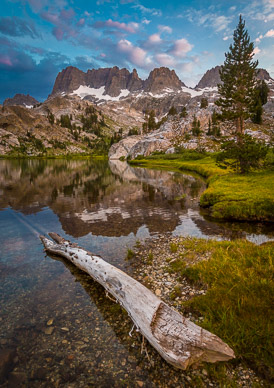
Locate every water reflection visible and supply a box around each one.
[0,158,273,242]
[0,158,273,386]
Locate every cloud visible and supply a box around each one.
[148,33,162,44]
[53,27,64,40]
[77,18,85,26]
[142,19,151,25]
[132,4,162,17]
[186,9,232,33]
[117,39,147,66]
[170,38,193,58]
[93,19,139,33]
[244,0,274,22]
[158,25,172,34]
[223,36,229,41]
[0,44,75,102]
[253,47,261,55]
[212,15,232,32]
[180,62,194,73]
[0,16,41,39]
[40,8,80,41]
[0,55,13,66]
[255,34,263,42]
[11,0,68,13]
[265,29,274,37]
[155,53,175,67]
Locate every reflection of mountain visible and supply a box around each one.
[0,159,205,238]
[56,161,205,237]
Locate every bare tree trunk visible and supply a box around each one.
[40,233,235,370]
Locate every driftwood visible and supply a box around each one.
[40,233,235,369]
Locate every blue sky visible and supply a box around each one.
[0,0,274,102]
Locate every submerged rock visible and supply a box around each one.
[0,348,17,383]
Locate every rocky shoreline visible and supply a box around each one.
[129,234,266,387]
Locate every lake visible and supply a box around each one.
[0,158,273,387]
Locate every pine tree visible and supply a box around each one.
[207,118,212,135]
[200,98,208,109]
[258,80,269,105]
[215,15,258,134]
[180,106,187,118]
[192,115,201,136]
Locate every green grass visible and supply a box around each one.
[200,171,274,221]
[129,154,274,222]
[175,239,274,382]
[129,155,226,178]
[125,248,135,260]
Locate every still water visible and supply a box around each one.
[0,158,273,387]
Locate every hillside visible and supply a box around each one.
[1,65,273,157]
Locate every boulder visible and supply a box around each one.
[108,135,142,159]
[0,349,17,384]
[128,137,172,159]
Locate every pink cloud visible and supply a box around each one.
[155,53,175,66]
[60,9,75,21]
[77,18,85,26]
[253,47,261,55]
[0,55,12,66]
[148,33,162,44]
[41,11,59,24]
[53,26,64,40]
[95,19,139,33]
[117,39,147,66]
[180,62,194,73]
[265,29,274,37]
[158,25,172,34]
[171,38,193,58]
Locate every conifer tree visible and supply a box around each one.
[207,118,212,135]
[192,115,201,136]
[215,15,258,134]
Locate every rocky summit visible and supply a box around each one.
[195,66,272,89]
[52,66,143,97]
[195,66,222,89]
[143,67,185,94]
[3,94,39,108]
[51,66,186,99]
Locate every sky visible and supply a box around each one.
[0,0,274,103]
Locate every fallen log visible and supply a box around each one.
[40,233,235,369]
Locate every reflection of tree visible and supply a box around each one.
[0,159,203,238]
[190,180,203,198]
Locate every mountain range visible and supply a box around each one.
[1,63,273,158]
[3,65,273,108]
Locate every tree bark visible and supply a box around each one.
[40,233,235,370]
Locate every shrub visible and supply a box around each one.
[216,134,269,173]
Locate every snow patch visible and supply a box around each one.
[149,88,178,98]
[181,86,218,97]
[24,104,33,109]
[71,85,130,101]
